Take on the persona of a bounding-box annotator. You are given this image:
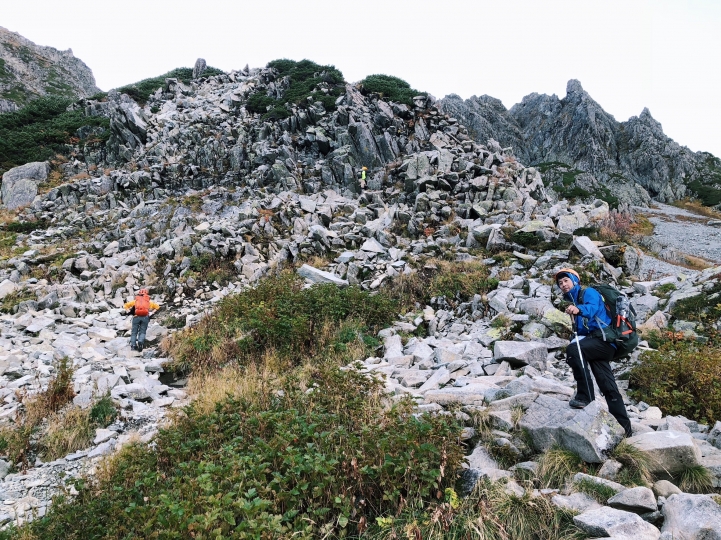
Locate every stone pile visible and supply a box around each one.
[0,62,720,534]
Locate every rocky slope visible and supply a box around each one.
[441,80,721,206]
[0,26,100,112]
[0,62,720,535]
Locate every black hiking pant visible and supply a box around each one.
[566,336,633,437]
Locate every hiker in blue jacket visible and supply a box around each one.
[555,268,633,438]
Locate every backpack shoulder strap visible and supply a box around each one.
[576,287,586,305]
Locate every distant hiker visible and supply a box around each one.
[360,166,368,189]
[555,268,633,438]
[124,288,160,351]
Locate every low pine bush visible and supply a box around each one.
[628,340,721,424]
[246,59,345,119]
[8,367,464,539]
[359,74,425,107]
[0,96,109,175]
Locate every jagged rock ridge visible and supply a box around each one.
[441,80,721,205]
[0,26,100,112]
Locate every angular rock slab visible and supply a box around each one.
[608,486,658,513]
[493,340,548,370]
[627,430,701,475]
[574,506,660,539]
[519,395,625,463]
[297,264,349,287]
[662,493,721,539]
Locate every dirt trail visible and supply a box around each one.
[633,203,721,279]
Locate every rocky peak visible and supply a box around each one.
[0,26,100,111]
[441,80,721,206]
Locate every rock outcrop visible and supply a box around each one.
[1,59,721,537]
[0,26,100,110]
[441,80,721,206]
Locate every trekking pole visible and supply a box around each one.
[572,314,593,402]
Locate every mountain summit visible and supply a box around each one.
[441,80,721,206]
[0,26,100,112]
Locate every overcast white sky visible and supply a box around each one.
[2,0,721,157]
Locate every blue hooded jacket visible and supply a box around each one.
[559,272,611,336]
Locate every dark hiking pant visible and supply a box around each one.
[131,315,150,348]
[566,336,632,437]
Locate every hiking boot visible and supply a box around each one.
[569,397,590,409]
[131,344,137,351]
[137,342,144,352]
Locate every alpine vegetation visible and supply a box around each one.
[0,43,720,538]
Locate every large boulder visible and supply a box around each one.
[519,395,625,463]
[627,431,701,475]
[493,340,548,370]
[661,493,721,539]
[573,506,660,539]
[1,161,49,209]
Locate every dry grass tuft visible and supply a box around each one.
[186,360,282,416]
[39,406,94,460]
[673,198,721,219]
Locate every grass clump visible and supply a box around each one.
[628,341,721,424]
[369,481,585,540]
[676,464,714,493]
[164,272,396,373]
[573,478,618,503]
[0,96,110,175]
[8,366,464,539]
[115,66,225,104]
[537,445,585,488]
[0,358,75,469]
[0,288,36,314]
[609,439,652,486]
[359,74,425,107]
[392,259,498,309]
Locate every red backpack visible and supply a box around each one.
[134,294,150,316]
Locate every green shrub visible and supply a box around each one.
[246,59,345,120]
[688,180,721,207]
[628,341,721,424]
[671,283,721,323]
[0,96,110,175]
[10,367,464,539]
[115,66,225,104]
[359,74,425,107]
[165,272,397,373]
[89,395,117,427]
[1,219,49,233]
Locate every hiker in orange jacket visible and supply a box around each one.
[123,288,160,351]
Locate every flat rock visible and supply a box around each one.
[627,430,701,475]
[608,486,658,513]
[519,395,625,463]
[552,492,602,513]
[493,340,548,370]
[573,506,661,539]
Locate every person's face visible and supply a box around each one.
[557,276,574,294]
